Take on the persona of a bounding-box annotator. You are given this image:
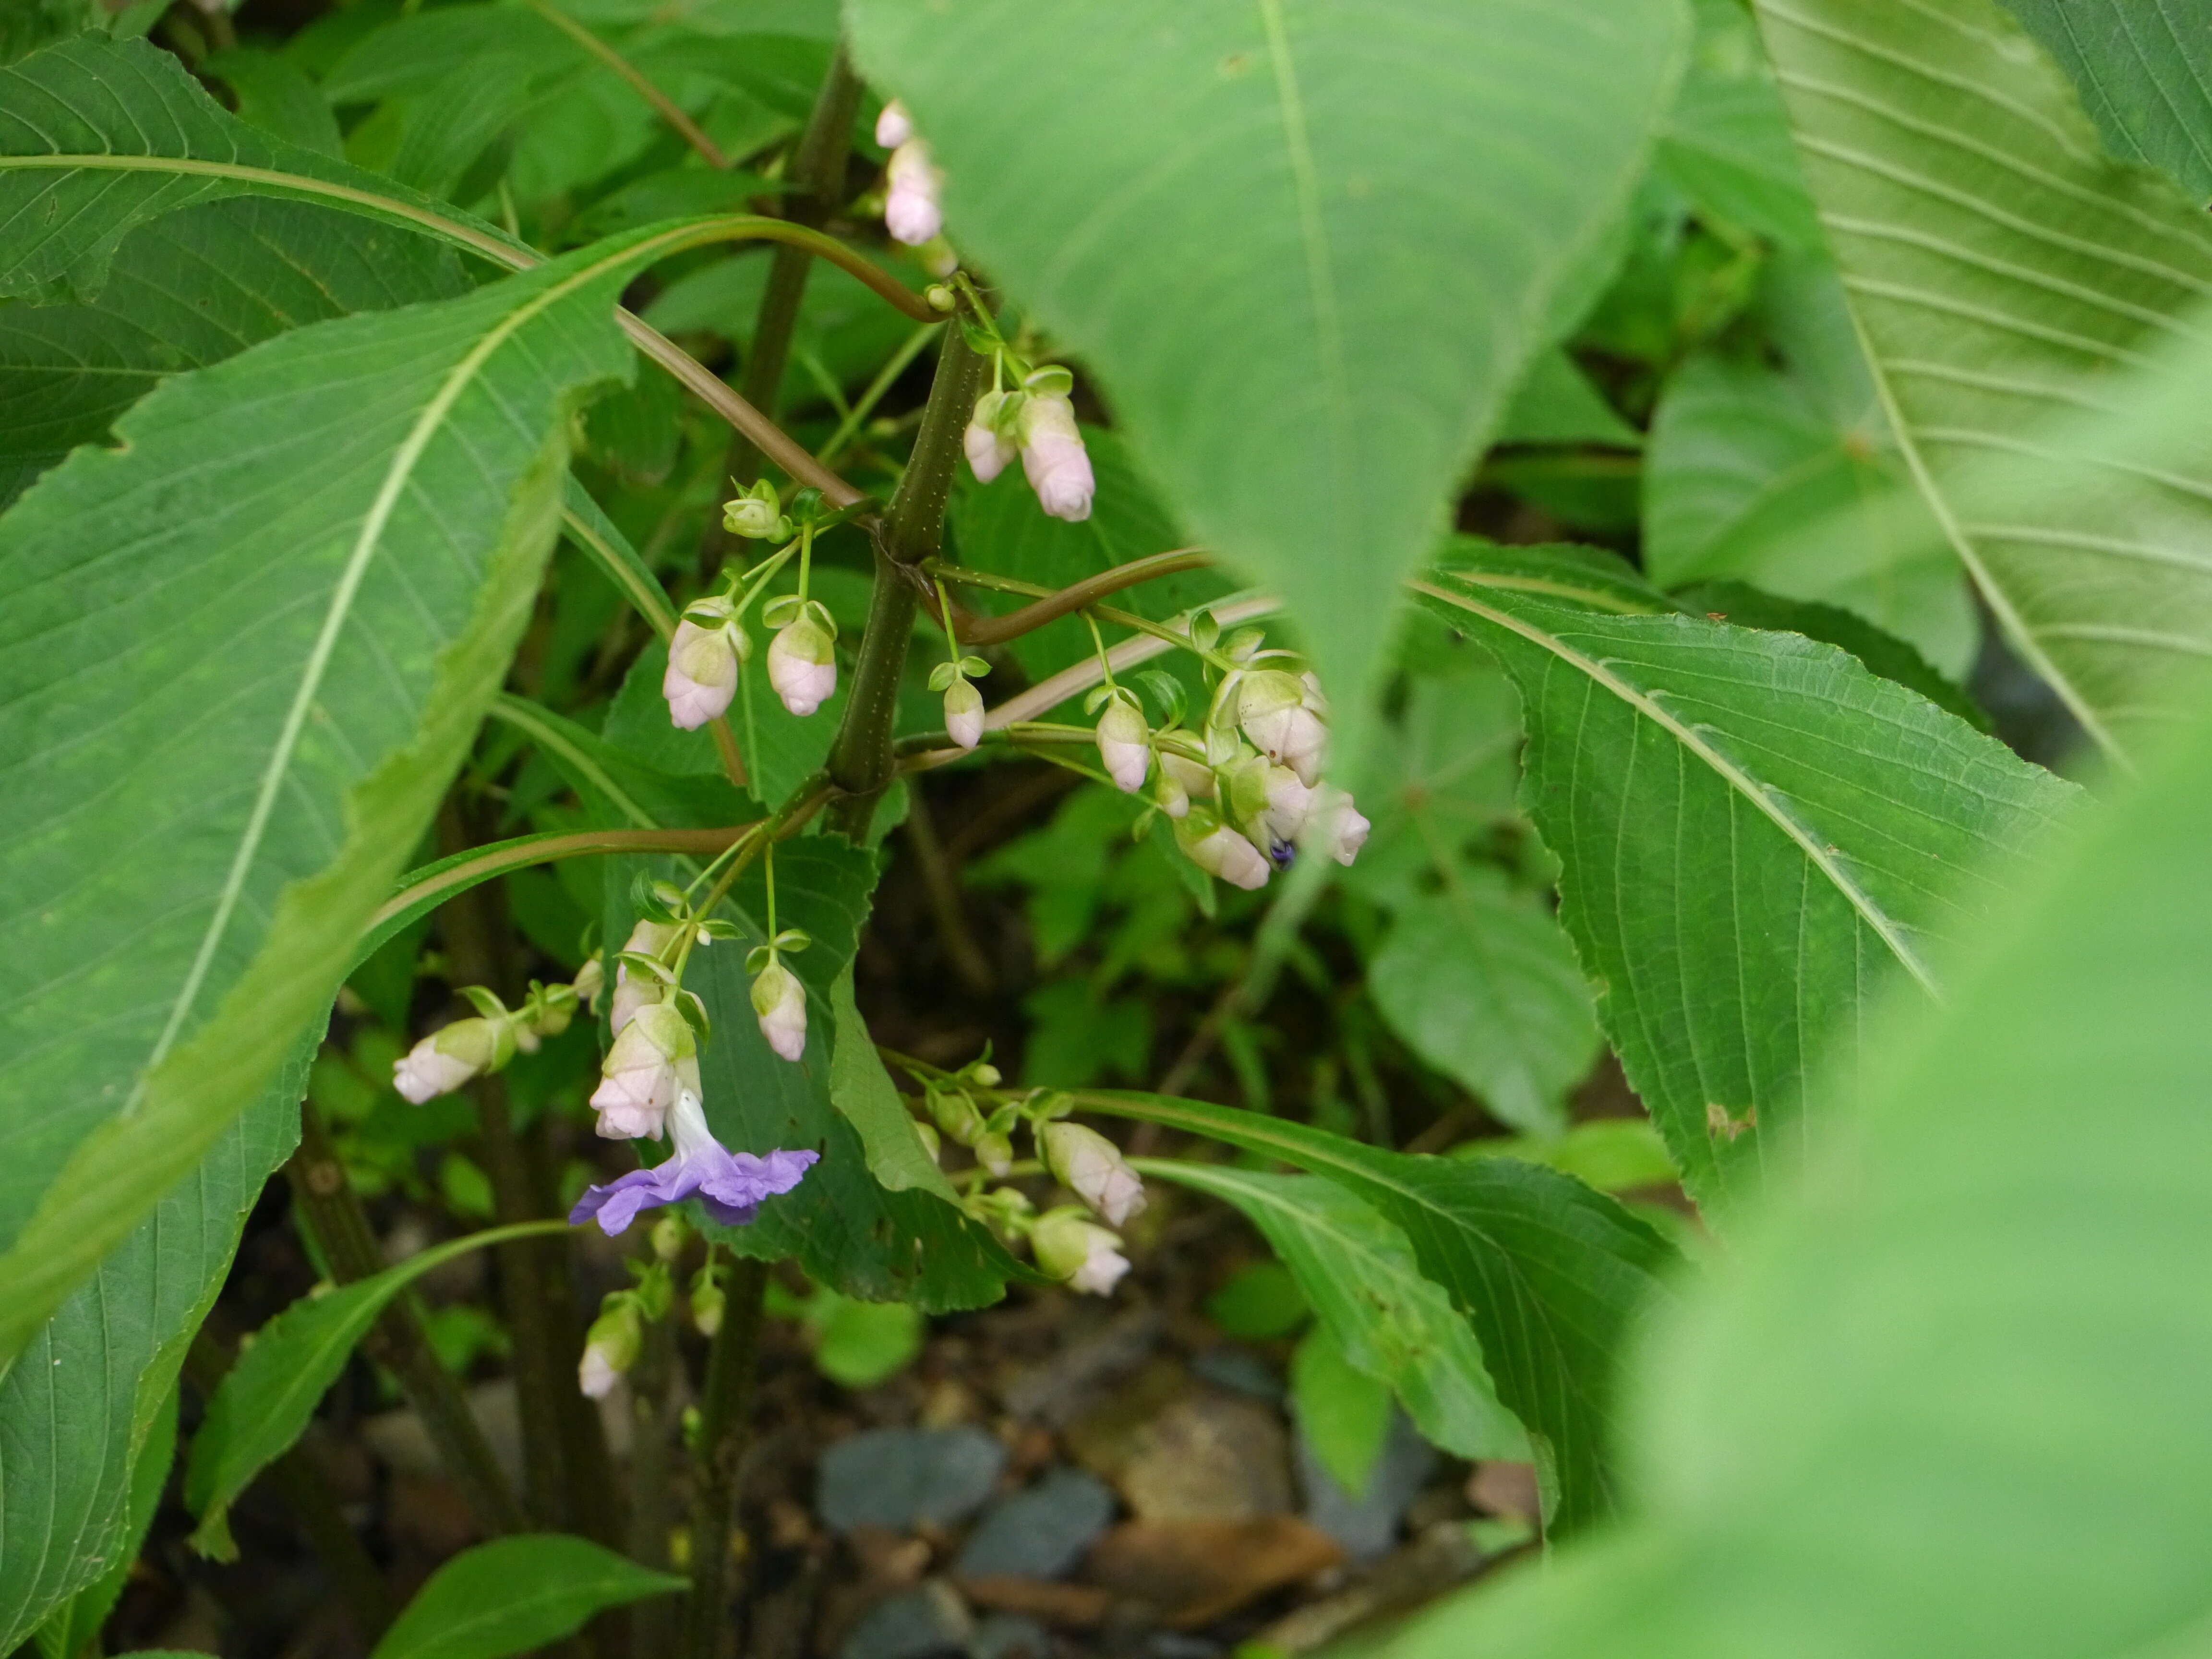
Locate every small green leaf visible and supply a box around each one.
[827,962,960,1202]
[184,1221,567,1558]
[1290,1322,1395,1499]
[369,1535,684,1659]
[1204,1259,1310,1342]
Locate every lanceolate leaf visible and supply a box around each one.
[1998,0,2212,204]
[0,1050,302,1653]
[184,1221,567,1559]
[1141,1161,1528,1467]
[1754,0,2212,761]
[1083,1090,1678,1534]
[0,224,707,1364]
[845,0,1691,726]
[369,1535,685,1659]
[1415,546,2080,1211]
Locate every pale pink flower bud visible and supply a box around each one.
[1032,1209,1130,1296]
[571,956,605,1012]
[944,679,985,750]
[1040,1122,1147,1227]
[750,959,808,1063]
[767,617,837,716]
[393,1017,511,1103]
[1238,670,1327,786]
[1315,786,1371,866]
[1157,753,1213,818]
[1095,697,1150,793]
[884,140,943,245]
[1017,392,1094,522]
[590,1002,697,1140]
[874,99,914,150]
[663,613,740,730]
[1226,758,1312,865]
[611,918,682,1035]
[964,390,1019,484]
[1175,811,1271,891]
[578,1300,640,1398]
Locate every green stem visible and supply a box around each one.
[526,0,732,168]
[820,322,944,467]
[679,1255,770,1659]
[825,324,986,836]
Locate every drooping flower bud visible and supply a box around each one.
[1313,785,1371,866]
[767,615,837,717]
[393,1016,513,1104]
[874,99,914,150]
[572,956,605,1012]
[664,601,742,730]
[1157,753,1214,819]
[590,1001,699,1141]
[1227,756,1314,866]
[1174,809,1271,891]
[1017,392,1094,522]
[1032,1208,1130,1296]
[750,958,808,1063]
[579,1298,642,1399]
[722,482,787,541]
[650,1212,688,1262]
[964,389,1020,484]
[1237,670,1328,785]
[944,678,985,750]
[884,140,944,245]
[929,1085,986,1147]
[1040,1121,1147,1227]
[1095,696,1150,794]
[691,1267,726,1336]
[611,918,683,1035]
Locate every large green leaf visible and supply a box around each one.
[844,0,1691,724]
[1659,0,1822,250]
[0,1051,302,1653]
[184,1221,566,1559]
[1755,0,2212,761]
[1141,1161,1527,1466]
[0,195,466,507]
[1380,546,2212,1659]
[0,224,697,1363]
[1082,1090,1678,1534]
[1999,0,2212,203]
[1414,544,2080,1210]
[370,1534,684,1659]
[32,1380,176,1659]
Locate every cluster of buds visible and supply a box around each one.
[964,362,1094,523]
[393,969,597,1104]
[902,1060,1148,1298]
[663,481,842,732]
[876,100,944,247]
[1083,623,1369,891]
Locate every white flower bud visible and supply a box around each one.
[1095,697,1150,794]
[611,918,682,1035]
[571,956,605,1012]
[875,99,914,150]
[767,616,837,716]
[885,140,943,245]
[590,1001,698,1140]
[1238,669,1327,786]
[1017,392,1094,522]
[1157,753,1214,818]
[723,493,783,541]
[1040,1121,1147,1227]
[944,678,985,750]
[691,1272,725,1336]
[1032,1209,1130,1296]
[393,1017,511,1103]
[578,1300,641,1398]
[1314,786,1371,866]
[663,612,741,730]
[964,389,1020,484]
[750,958,808,1063]
[976,1131,1015,1178]
[1228,757,1313,864]
[1175,810,1271,891]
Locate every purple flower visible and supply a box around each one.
[570,1090,817,1236]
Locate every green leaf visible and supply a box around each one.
[488,693,751,829]
[1755,0,2212,761]
[1204,1260,1309,1342]
[1658,0,1822,248]
[1495,351,1644,451]
[1090,1092,1678,1533]
[0,1049,303,1654]
[845,0,1693,725]
[0,225,694,1364]
[0,37,527,305]
[184,1221,567,1558]
[1415,547,2080,1210]
[201,46,343,156]
[827,963,960,1202]
[1290,1322,1395,1499]
[369,1535,684,1659]
[1379,536,2212,1659]
[0,195,466,506]
[33,1382,176,1659]
[1368,868,1600,1138]
[1998,0,2212,203]
[1642,252,1972,674]
[1146,1161,1527,1467]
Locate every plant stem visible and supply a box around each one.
[680,1254,770,1659]
[625,1316,683,1658]
[527,0,733,169]
[701,47,864,575]
[825,324,986,837]
[901,786,994,994]
[926,550,1214,645]
[285,1104,529,1537]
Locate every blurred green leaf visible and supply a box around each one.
[1290,1322,1397,1499]
[370,1535,683,1659]
[1658,0,1821,247]
[1495,351,1643,450]
[1204,1259,1310,1342]
[202,46,342,155]
[1457,1118,1677,1196]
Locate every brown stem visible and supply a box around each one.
[527,0,733,169]
[184,1328,397,1640]
[285,1105,529,1536]
[901,786,994,994]
[929,550,1214,646]
[680,1256,770,1659]
[625,1317,683,1657]
[700,48,865,576]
